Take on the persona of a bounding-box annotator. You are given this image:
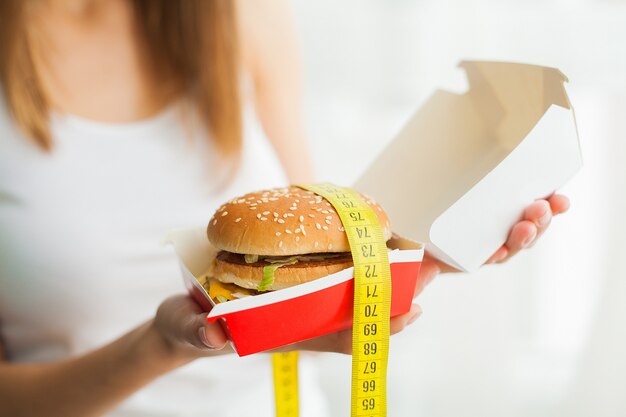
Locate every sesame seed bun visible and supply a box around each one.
[207,186,392,256]
[214,252,354,290]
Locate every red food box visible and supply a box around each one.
[167,228,424,356]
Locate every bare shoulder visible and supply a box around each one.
[235,0,299,76]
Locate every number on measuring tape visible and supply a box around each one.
[297,183,391,417]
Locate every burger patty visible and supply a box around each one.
[216,251,353,268]
[213,251,355,291]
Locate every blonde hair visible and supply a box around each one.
[0,0,242,155]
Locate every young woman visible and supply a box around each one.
[0,1,569,416]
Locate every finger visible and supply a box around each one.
[415,253,460,296]
[524,199,552,239]
[390,304,422,335]
[486,245,508,264]
[414,260,440,297]
[548,194,570,215]
[196,321,228,350]
[288,304,423,355]
[286,328,352,354]
[157,295,227,351]
[499,220,537,262]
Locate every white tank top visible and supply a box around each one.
[0,98,328,416]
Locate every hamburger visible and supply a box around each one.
[200,186,391,303]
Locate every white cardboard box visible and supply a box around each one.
[355,61,582,272]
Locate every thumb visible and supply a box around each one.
[181,313,228,350]
[156,295,228,352]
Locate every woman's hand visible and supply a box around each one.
[284,304,423,355]
[154,295,422,357]
[153,195,570,358]
[153,295,230,359]
[415,194,571,296]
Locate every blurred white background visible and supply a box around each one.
[290,0,626,416]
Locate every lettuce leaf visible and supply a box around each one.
[244,254,259,264]
[257,259,298,291]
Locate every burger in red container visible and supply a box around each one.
[182,185,422,356]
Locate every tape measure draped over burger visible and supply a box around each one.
[204,186,391,297]
[203,185,394,417]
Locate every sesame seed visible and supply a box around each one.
[308,200,315,204]
[235,218,242,223]
[322,210,329,214]
[257,200,262,203]
[221,211,228,216]
[295,228,301,234]
[257,213,262,219]
[212,219,217,225]
[250,207,257,210]
[278,219,285,224]
[322,226,329,230]
[339,226,345,232]
[301,226,307,236]
[326,202,331,206]
[316,223,321,230]
[283,214,289,218]
[285,229,292,234]
[326,215,332,219]
[328,243,333,250]
[279,240,283,248]
[286,213,295,217]
[276,232,281,236]
[296,236,300,242]
[289,207,297,211]
[273,212,278,218]
[261,217,268,221]
[325,219,332,225]
[295,199,300,203]
[314,241,319,248]
[263,211,270,215]
[308,214,315,218]
[299,215,304,222]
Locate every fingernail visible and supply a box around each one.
[537,211,551,227]
[493,249,508,263]
[198,327,214,349]
[522,230,537,248]
[407,307,422,325]
[425,265,440,285]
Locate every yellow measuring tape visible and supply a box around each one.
[272,352,299,417]
[272,183,391,417]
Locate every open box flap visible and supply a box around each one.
[430,104,581,270]
[355,60,581,271]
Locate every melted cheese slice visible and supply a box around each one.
[201,278,255,303]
